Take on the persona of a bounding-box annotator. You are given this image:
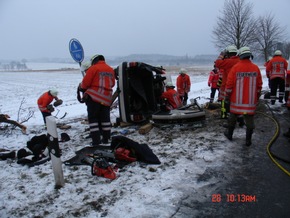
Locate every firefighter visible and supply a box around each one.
[224,47,263,146]
[161,82,183,111]
[176,68,191,105]
[264,56,272,89]
[215,45,240,119]
[79,55,115,146]
[37,89,62,125]
[207,66,219,103]
[266,50,288,105]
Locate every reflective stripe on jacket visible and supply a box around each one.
[226,59,263,115]
[81,61,115,106]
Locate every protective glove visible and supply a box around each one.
[47,104,55,112]
[53,99,63,107]
[208,83,210,87]
[78,83,86,92]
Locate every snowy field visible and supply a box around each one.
[0,62,270,217]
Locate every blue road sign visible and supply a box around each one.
[69,38,84,63]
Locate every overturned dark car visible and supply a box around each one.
[114,62,205,125]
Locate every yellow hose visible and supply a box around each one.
[256,111,290,177]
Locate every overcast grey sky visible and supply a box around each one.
[0,0,289,60]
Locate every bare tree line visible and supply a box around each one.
[212,0,289,62]
[0,60,28,71]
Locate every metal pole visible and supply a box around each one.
[46,116,65,189]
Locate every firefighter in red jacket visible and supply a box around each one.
[264,56,272,88]
[224,47,263,146]
[176,68,191,105]
[37,89,60,125]
[266,50,288,105]
[79,55,115,146]
[161,82,183,111]
[215,45,240,119]
[207,66,219,103]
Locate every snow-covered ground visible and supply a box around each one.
[0,62,270,217]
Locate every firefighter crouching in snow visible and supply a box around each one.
[224,47,263,146]
[79,54,115,146]
[37,89,62,125]
[161,82,183,111]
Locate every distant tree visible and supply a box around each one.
[253,13,285,62]
[212,0,257,51]
[10,61,17,70]
[280,42,290,60]
[21,59,27,64]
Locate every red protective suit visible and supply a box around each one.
[161,88,182,110]
[215,56,240,100]
[81,61,115,106]
[37,92,56,113]
[266,56,288,80]
[176,74,191,97]
[208,69,219,88]
[226,59,263,115]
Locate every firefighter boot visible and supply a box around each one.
[283,128,290,138]
[224,127,234,141]
[91,131,101,146]
[246,128,254,146]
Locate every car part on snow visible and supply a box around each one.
[54,109,67,120]
[115,62,205,126]
[152,97,206,125]
[115,62,166,123]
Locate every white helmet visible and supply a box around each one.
[49,88,58,97]
[81,61,91,71]
[90,54,105,65]
[226,45,238,53]
[166,81,175,88]
[238,46,252,59]
[179,68,187,74]
[274,50,282,56]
